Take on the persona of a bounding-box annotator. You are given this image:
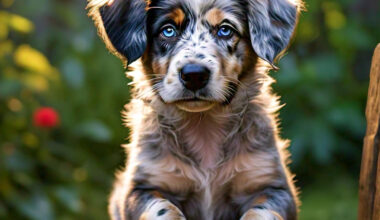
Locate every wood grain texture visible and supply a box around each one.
[358,43,380,220]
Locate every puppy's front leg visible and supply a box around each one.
[140,198,186,220]
[240,187,297,220]
[110,187,186,220]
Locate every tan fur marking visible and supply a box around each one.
[240,209,257,220]
[168,8,185,26]
[223,58,241,77]
[142,155,197,194]
[233,64,241,75]
[272,211,284,220]
[229,152,279,194]
[205,8,225,26]
[152,191,163,198]
[241,209,283,220]
[140,199,185,220]
[152,59,169,76]
[253,195,268,205]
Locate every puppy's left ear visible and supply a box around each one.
[88,0,147,65]
[247,0,301,65]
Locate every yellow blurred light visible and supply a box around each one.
[8,14,34,33]
[322,2,346,30]
[14,44,52,73]
[22,133,39,148]
[325,10,346,30]
[7,98,22,112]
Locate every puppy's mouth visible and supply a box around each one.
[174,97,211,102]
[159,82,238,112]
[175,99,216,112]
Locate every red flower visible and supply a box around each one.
[33,107,60,128]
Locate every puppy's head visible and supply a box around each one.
[88,0,301,112]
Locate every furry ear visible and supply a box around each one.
[88,0,147,65]
[247,0,300,65]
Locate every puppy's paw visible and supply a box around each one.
[240,208,282,220]
[140,199,186,220]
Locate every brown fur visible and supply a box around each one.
[168,8,186,27]
[205,8,225,26]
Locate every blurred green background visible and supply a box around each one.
[0,0,378,219]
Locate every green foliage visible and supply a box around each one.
[0,0,378,219]
[274,0,378,175]
[0,0,128,219]
[299,172,358,220]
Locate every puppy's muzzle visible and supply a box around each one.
[180,63,210,92]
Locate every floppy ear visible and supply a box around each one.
[88,0,147,65]
[247,0,300,65]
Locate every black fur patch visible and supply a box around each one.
[99,0,147,65]
[157,208,168,216]
[222,82,238,105]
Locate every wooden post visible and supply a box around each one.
[358,43,380,220]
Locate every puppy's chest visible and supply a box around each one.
[155,161,240,217]
[145,153,263,216]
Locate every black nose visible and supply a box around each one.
[180,64,210,92]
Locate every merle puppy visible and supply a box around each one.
[88,0,302,219]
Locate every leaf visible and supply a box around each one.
[0,79,21,98]
[327,102,366,137]
[311,121,335,164]
[313,53,343,82]
[4,149,34,172]
[60,58,84,89]
[0,201,7,218]
[53,186,82,213]
[75,120,112,142]
[16,192,54,220]
[276,54,301,87]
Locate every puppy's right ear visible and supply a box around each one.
[88,0,147,65]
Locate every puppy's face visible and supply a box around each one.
[89,0,300,112]
[146,1,248,112]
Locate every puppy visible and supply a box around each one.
[88,0,302,219]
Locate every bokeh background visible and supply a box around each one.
[0,0,379,219]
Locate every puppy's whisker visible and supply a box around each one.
[139,77,164,86]
[214,89,229,102]
[146,6,165,10]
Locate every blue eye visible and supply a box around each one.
[162,26,177,38]
[217,26,233,38]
